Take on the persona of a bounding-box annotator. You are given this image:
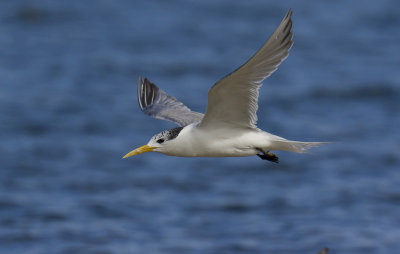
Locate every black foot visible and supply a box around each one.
[256,149,279,163]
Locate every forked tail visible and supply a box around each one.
[271,140,329,153]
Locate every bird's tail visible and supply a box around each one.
[271,140,329,153]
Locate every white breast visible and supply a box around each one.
[159,124,273,157]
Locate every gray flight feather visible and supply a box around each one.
[137,76,204,127]
[199,9,294,129]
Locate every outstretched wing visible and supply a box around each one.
[137,76,204,126]
[199,10,293,129]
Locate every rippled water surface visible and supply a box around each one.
[1,1,399,253]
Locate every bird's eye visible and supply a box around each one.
[157,138,165,144]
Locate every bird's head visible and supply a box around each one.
[122,127,183,158]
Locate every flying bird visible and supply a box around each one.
[123,10,327,163]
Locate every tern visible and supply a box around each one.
[123,10,327,163]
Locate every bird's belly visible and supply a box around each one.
[162,130,269,157]
[162,145,258,157]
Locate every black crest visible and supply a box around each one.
[154,127,184,143]
[166,127,183,140]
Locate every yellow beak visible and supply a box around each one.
[122,144,155,159]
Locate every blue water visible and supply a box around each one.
[1,1,399,253]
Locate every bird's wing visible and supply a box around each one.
[199,9,293,129]
[137,76,204,127]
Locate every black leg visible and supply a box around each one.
[256,148,279,163]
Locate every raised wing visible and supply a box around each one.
[137,76,204,126]
[199,10,293,129]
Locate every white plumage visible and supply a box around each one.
[123,10,327,163]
